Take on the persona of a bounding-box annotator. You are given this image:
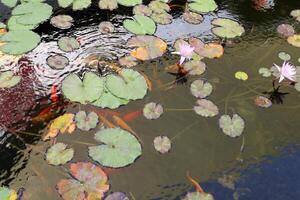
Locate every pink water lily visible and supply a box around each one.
[273,61,296,83]
[172,43,195,65]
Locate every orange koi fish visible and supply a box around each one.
[140,72,152,91]
[50,84,59,104]
[95,108,121,117]
[99,115,116,128]
[122,110,141,122]
[112,115,141,140]
[186,172,205,193]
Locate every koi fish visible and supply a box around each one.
[122,110,141,122]
[95,108,121,117]
[186,172,205,193]
[99,115,116,128]
[50,84,59,104]
[31,106,57,124]
[112,115,141,140]
[140,72,152,91]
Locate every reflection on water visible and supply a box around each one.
[1,0,300,199]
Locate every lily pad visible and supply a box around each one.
[148,0,170,13]
[183,11,203,24]
[189,38,223,59]
[258,67,271,77]
[1,0,18,8]
[75,111,99,131]
[183,191,214,200]
[123,15,156,35]
[50,15,74,29]
[254,96,272,108]
[58,0,91,10]
[0,186,17,200]
[62,72,105,104]
[46,54,69,69]
[150,12,172,25]
[0,30,40,55]
[183,60,206,75]
[143,102,164,120]
[0,71,21,88]
[127,35,167,60]
[153,136,171,154]
[46,143,74,166]
[190,80,213,98]
[277,24,295,37]
[99,21,115,33]
[133,4,152,16]
[99,0,118,10]
[58,36,80,52]
[290,9,300,22]
[219,114,245,137]
[295,82,300,92]
[106,69,147,100]
[278,52,291,61]
[118,55,138,67]
[194,99,219,117]
[88,128,142,168]
[211,18,245,38]
[57,162,109,200]
[117,0,142,7]
[188,0,218,13]
[105,192,129,200]
[7,16,37,30]
[287,34,300,47]
[235,71,248,81]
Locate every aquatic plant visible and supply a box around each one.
[219,114,245,138]
[190,80,213,98]
[75,111,99,131]
[211,18,245,38]
[273,61,296,83]
[46,143,74,166]
[153,136,171,154]
[0,71,21,88]
[172,43,195,65]
[143,102,164,120]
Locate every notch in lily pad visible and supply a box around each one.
[75,111,99,131]
[123,15,156,35]
[211,18,245,39]
[219,114,245,137]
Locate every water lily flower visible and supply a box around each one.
[172,43,194,65]
[273,61,296,83]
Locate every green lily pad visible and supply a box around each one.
[1,0,18,8]
[183,191,214,200]
[58,37,80,52]
[11,2,52,25]
[290,9,300,22]
[99,0,118,10]
[183,11,203,24]
[75,111,99,131]
[194,99,219,117]
[151,12,172,25]
[0,22,6,29]
[188,0,218,14]
[88,128,142,168]
[117,0,142,7]
[190,80,213,98]
[143,102,164,120]
[0,30,40,55]
[58,0,91,10]
[123,15,156,35]
[149,0,170,13]
[7,16,37,30]
[219,114,245,137]
[0,186,17,200]
[183,60,206,75]
[47,54,69,69]
[0,71,21,88]
[153,136,171,154]
[133,4,152,16]
[46,143,74,166]
[278,52,291,61]
[211,18,245,38]
[258,67,271,77]
[106,69,148,100]
[50,15,74,29]
[62,72,105,104]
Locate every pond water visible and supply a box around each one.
[0,0,300,199]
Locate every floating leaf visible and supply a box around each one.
[189,38,223,58]
[62,72,105,104]
[0,186,17,200]
[183,191,214,200]
[183,11,203,24]
[11,2,53,25]
[1,0,17,8]
[183,60,206,75]
[287,34,300,47]
[211,18,245,38]
[50,15,74,29]
[258,67,271,77]
[194,99,219,117]
[118,55,138,67]
[143,102,164,120]
[47,54,69,69]
[127,35,167,60]
[151,12,172,25]
[58,0,91,10]
[0,30,40,55]
[7,16,37,30]
[75,111,99,131]
[43,113,75,140]
[123,15,156,35]
[117,0,142,7]
[235,71,248,81]
[57,162,109,200]
[188,0,218,13]
[0,71,21,88]
[295,82,300,92]
[153,136,171,154]
[99,21,115,33]
[58,37,80,52]
[219,114,245,137]
[133,4,152,16]
[88,128,142,168]
[104,192,129,200]
[290,9,300,22]
[46,143,74,166]
[278,52,291,61]
[148,0,170,13]
[254,96,272,108]
[190,80,213,98]
[277,24,295,37]
[99,0,118,10]
[106,69,147,100]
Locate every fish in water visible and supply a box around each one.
[122,110,142,122]
[99,115,116,128]
[112,115,141,141]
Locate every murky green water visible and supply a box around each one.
[1,0,300,199]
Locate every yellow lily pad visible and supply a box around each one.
[235,71,248,81]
